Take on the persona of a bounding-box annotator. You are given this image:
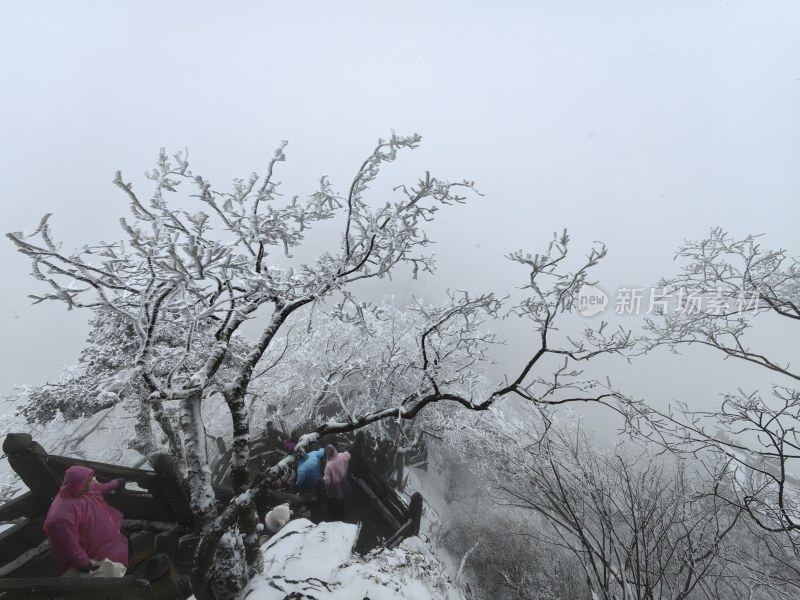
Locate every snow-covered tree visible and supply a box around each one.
[8,135,629,599]
[242,295,498,487]
[16,309,138,423]
[474,409,739,600]
[17,308,255,458]
[430,446,590,600]
[626,229,800,542]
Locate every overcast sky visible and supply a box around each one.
[1,1,798,431]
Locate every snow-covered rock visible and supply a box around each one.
[239,518,465,600]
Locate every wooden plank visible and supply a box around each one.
[360,467,407,518]
[0,576,153,599]
[0,539,50,578]
[0,517,47,567]
[45,455,161,488]
[0,492,45,522]
[385,519,413,549]
[108,492,175,523]
[352,478,402,530]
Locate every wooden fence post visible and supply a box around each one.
[311,479,327,522]
[2,434,61,504]
[408,492,423,537]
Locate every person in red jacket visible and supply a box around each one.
[43,465,129,576]
[323,444,351,518]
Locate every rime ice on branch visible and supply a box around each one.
[8,136,630,600]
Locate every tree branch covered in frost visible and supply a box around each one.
[467,407,742,600]
[193,235,633,593]
[495,232,631,404]
[624,229,800,542]
[641,227,799,379]
[7,134,487,599]
[8,136,631,600]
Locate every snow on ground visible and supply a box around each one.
[230,518,465,600]
[404,464,462,578]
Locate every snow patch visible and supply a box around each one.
[261,518,358,582]
[225,518,465,600]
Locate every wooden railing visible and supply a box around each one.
[0,433,191,598]
[349,431,423,545]
[0,551,185,600]
[0,429,425,597]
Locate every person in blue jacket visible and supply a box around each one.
[295,448,326,493]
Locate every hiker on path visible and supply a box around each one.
[323,444,352,517]
[295,448,326,493]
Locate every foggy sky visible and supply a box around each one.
[2,1,798,433]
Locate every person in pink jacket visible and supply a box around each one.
[43,465,129,575]
[323,444,351,517]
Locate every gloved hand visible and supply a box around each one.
[78,563,92,573]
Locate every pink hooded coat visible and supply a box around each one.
[323,445,352,501]
[43,465,128,574]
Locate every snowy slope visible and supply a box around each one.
[231,518,465,600]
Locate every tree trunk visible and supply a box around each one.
[208,534,247,600]
[131,401,156,458]
[179,394,236,599]
[152,396,186,470]
[226,391,262,577]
